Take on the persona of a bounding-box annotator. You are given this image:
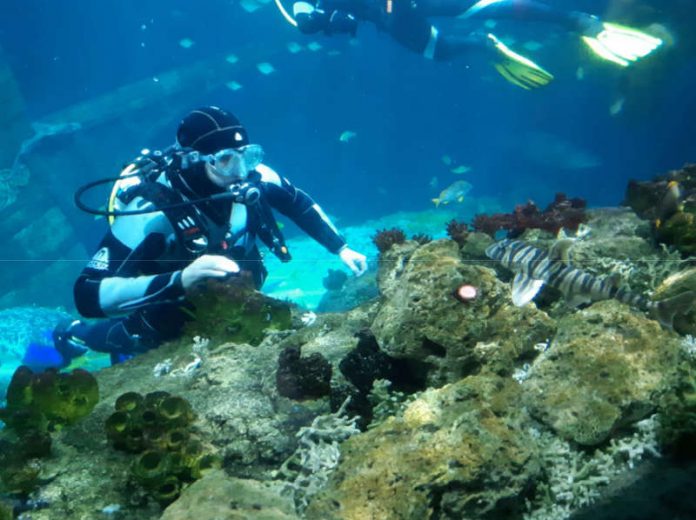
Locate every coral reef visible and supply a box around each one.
[334,329,411,427]
[9,205,696,520]
[523,417,662,520]
[653,267,696,336]
[160,470,298,519]
[371,239,556,386]
[305,376,540,520]
[0,500,12,520]
[655,211,696,256]
[276,399,359,514]
[275,347,332,400]
[185,276,293,346]
[472,193,587,237]
[624,163,696,256]
[338,330,399,394]
[372,227,406,254]
[656,338,696,458]
[522,300,682,446]
[105,391,219,506]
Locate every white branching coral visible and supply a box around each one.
[587,244,686,297]
[276,398,360,513]
[524,415,661,520]
[680,335,696,359]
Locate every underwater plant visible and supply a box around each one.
[372,227,406,254]
[473,193,586,237]
[625,164,696,256]
[445,219,469,246]
[105,391,219,506]
[276,346,332,400]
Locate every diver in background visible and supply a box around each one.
[290,0,663,89]
[52,106,367,365]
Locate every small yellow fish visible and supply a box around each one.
[431,180,473,207]
[339,131,357,143]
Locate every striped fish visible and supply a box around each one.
[485,239,694,328]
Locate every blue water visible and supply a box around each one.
[0,0,694,349]
[2,0,694,218]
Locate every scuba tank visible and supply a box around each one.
[77,148,292,260]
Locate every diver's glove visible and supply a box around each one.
[575,13,662,67]
[339,246,367,276]
[181,255,240,290]
[487,34,553,90]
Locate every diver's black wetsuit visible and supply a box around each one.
[293,0,587,60]
[69,162,345,364]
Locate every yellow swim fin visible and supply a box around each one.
[581,22,663,67]
[487,34,553,90]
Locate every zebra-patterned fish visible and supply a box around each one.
[485,238,694,328]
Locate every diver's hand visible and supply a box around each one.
[181,255,240,290]
[339,246,367,276]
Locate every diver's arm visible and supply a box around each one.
[256,165,347,254]
[74,229,187,319]
[294,1,358,36]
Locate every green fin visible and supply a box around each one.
[582,22,662,67]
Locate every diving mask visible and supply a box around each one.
[208,144,264,181]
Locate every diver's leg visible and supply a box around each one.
[449,0,585,30]
[430,31,486,61]
[457,0,663,65]
[54,309,180,365]
[386,2,551,88]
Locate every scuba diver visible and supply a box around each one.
[287,0,663,89]
[53,106,367,365]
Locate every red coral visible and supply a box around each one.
[446,219,469,246]
[472,193,586,238]
[372,228,406,254]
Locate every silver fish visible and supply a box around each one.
[485,239,693,328]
